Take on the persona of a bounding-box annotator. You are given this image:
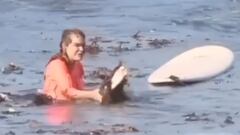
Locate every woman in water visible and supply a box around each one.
[42,28,128,103]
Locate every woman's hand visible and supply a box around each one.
[92,88,103,103]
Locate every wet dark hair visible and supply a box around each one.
[47,28,86,65]
[59,28,85,53]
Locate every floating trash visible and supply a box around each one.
[0,93,10,102]
[2,108,21,115]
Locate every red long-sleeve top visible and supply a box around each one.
[43,58,85,101]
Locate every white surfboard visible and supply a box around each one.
[148,45,234,84]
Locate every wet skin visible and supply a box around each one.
[65,34,85,62]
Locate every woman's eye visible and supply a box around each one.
[75,44,82,47]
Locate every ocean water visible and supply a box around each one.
[0,0,240,134]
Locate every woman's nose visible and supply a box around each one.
[78,46,84,52]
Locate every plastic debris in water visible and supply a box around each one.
[0,93,10,102]
[2,108,21,115]
[8,108,16,113]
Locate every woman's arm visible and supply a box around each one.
[64,87,102,102]
[46,59,102,102]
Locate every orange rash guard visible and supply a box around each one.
[43,58,85,101]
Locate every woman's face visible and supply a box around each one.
[65,34,85,61]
